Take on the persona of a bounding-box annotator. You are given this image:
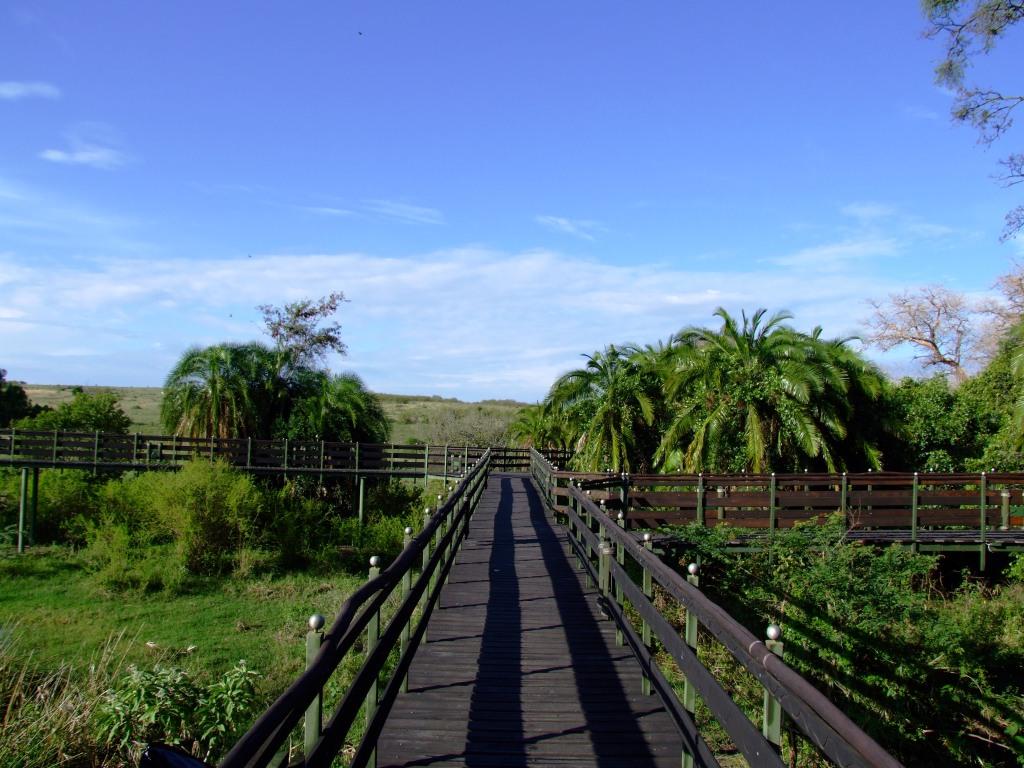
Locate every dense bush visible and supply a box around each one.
[667,520,1024,766]
[13,389,132,434]
[96,661,260,765]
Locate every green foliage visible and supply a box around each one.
[96,661,260,764]
[13,388,132,433]
[0,369,41,428]
[666,522,1024,765]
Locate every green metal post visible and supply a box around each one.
[132,432,139,465]
[52,429,58,464]
[9,428,15,460]
[93,430,99,475]
[304,613,325,758]
[30,468,39,546]
[365,557,381,768]
[443,445,448,485]
[980,472,988,572]
[464,446,469,477]
[401,526,413,693]
[283,438,289,471]
[768,472,777,538]
[319,440,325,486]
[420,507,432,638]
[423,444,429,488]
[682,563,700,768]
[355,442,360,472]
[762,626,784,753]
[696,474,705,526]
[1002,489,1011,530]
[246,437,252,469]
[641,532,653,696]
[615,511,626,646]
[171,434,177,466]
[358,476,366,526]
[597,530,612,607]
[911,472,919,553]
[17,468,27,554]
[840,472,847,519]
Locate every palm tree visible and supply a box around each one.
[161,343,285,439]
[657,308,854,473]
[544,345,660,472]
[286,372,390,443]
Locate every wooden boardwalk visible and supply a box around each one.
[377,473,682,768]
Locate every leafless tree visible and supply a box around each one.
[867,285,977,382]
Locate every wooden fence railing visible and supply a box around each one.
[539,468,1024,532]
[530,449,903,768]
[209,449,492,768]
[0,428,569,479]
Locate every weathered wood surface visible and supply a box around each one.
[377,473,681,768]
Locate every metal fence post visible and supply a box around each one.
[615,511,626,647]
[358,476,366,526]
[29,468,38,546]
[696,473,705,527]
[911,472,919,553]
[641,532,653,696]
[980,472,988,571]
[304,613,325,758]
[597,529,612,616]
[682,563,699,720]
[762,624,784,753]
[1002,489,1011,530]
[401,526,414,693]
[17,467,27,554]
[421,507,432,641]
[366,556,381,768]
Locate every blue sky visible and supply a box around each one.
[2,2,1021,401]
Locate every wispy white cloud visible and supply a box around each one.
[39,123,130,170]
[840,202,897,221]
[535,215,605,241]
[901,105,940,121]
[363,199,444,225]
[770,237,900,270]
[300,205,355,218]
[1,245,921,400]
[0,81,60,100]
[39,145,127,169]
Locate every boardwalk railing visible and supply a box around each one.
[0,428,568,479]
[530,449,903,768]
[218,450,491,768]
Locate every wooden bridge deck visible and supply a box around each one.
[377,473,682,768]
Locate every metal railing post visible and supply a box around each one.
[696,473,705,526]
[17,467,27,554]
[365,556,381,768]
[911,472,919,553]
[597,529,612,616]
[304,613,326,759]
[682,563,700,741]
[615,510,626,647]
[1002,489,1011,530]
[980,472,988,571]
[762,624,785,753]
[401,527,414,693]
[641,532,653,696]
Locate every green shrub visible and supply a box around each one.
[95,661,260,765]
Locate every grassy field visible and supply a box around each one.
[0,547,363,701]
[20,385,527,444]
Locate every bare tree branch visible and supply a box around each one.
[258,291,348,367]
[867,285,976,382]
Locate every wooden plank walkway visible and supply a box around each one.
[378,473,682,767]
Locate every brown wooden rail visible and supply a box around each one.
[0,428,568,479]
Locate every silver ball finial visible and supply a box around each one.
[308,613,325,631]
[642,532,652,542]
[687,562,699,576]
[766,624,782,641]
[369,555,381,568]
[617,511,624,521]
[404,526,413,535]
